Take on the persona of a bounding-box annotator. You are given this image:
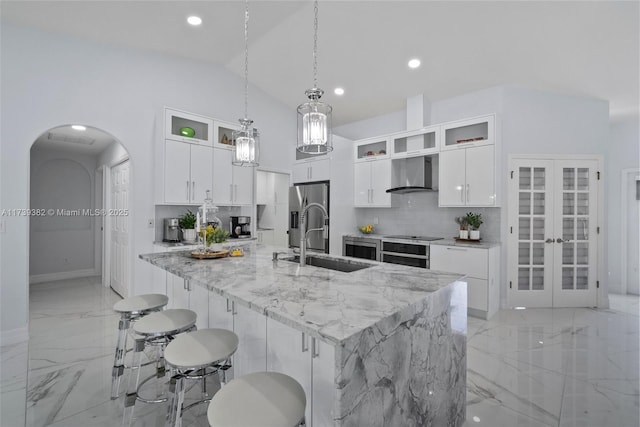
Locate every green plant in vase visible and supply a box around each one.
[464,212,483,240]
[179,210,197,242]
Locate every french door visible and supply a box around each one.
[508,158,599,307]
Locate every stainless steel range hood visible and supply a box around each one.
[386,156,437,194]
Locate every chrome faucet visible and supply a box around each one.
[299,202,329,267]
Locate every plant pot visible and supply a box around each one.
[459,230,469,239]
[469,229,480,240]
[182,229,197,243]
[207,242,225,252]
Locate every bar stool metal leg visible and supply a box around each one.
[111,314,130,399]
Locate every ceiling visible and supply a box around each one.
[32,125,118,155]
[2,1,638,127]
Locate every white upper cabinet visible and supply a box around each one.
[354,159,391,207]
[441,115,494,151]
[292,156,331,183]
[439,144,495,207]
[165,108,213,145]
[212,147,254,206]
[163,139,213,204]
[390,125,439,158]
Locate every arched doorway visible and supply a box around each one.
[29,124,131,297]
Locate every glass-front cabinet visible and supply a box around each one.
[441,115,494,151]
[165,108,213,145]
[354,137,389,162]
[391,126,439,158]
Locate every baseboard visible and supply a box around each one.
[29,268,99,284]
[0,326,29,346]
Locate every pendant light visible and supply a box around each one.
[232,0,259,166]
[296,0,332,154]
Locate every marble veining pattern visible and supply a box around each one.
[2,277,638,426]
[140,244,464,345]
[142,243,468,426]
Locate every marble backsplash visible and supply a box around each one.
[355,191,501,241]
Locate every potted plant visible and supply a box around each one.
[455,216,469,239]
[465,212,483,240]
[179,210,197,242]
[200,225,230,252]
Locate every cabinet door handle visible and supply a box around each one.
[192,181,196,200]
[186,181,190,200]
[311,337,320,358]
[234,184,238,202]
[466,184,470,203]
[446,247,467,252]
[226,298,232,313]
[229,184,233,202]
[301,332,309,353]
[460,185,464,203]
[231,301,237,315]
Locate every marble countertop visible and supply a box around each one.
[140,243,464,346]
[342,233,500,249]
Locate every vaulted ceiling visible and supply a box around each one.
[2,1,638,126]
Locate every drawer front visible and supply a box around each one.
[430,245,488,279]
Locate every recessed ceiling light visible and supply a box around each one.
[71,125,86,131]
[408,58,421,69]
[187,16,202,26]
[334,87,345,96]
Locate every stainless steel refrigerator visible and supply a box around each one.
[288,181,330,253]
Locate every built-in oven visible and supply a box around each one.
[343,236,381,261]
[380,239,431,269]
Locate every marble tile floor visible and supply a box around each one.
[1,276,638,427]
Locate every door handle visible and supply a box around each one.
[186,181,190,200]
[226,298,232,313]
[545,238,554,243]
[460,185,464,203]
[311,337,320,358]
[556,238,570,243]
[466,184,470,203]
[230,184,233,203]
[192,181,195,200]
[301,332,309,353]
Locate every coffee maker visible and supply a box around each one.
[163,218,180,242]
[230,216,251,238]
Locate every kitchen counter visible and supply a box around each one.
[430,238,501,249]
[140,242,467,426]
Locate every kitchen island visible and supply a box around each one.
[141,242,467,427]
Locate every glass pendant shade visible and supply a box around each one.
[297,88,333,154]
[232,118,259,166]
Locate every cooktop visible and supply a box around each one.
[383,235,444,241]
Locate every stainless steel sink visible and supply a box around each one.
[283,255,372,273]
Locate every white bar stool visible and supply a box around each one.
[207,371,306,427]
[111,293,169,399]
[123,308,197,425]
[164,328,239,426]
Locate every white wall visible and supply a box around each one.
[29,146,97,279]
[607,118,640,293]
[334,110,406,141]
[0,23,297,340]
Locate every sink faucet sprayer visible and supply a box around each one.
[299,202,329,267]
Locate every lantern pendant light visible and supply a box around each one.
[232,0,259,166]
[297,0,332,154]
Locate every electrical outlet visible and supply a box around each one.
[148,219,154,228]
[373,216,379,225]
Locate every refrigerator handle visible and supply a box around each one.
[290,211,299,229]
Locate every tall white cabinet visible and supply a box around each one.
[159,108,214,204]
[439,115,497,207]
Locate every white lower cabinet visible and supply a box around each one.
[430,244,500,319]
[167,272,189,310]
[190,283,209,329]
[266,318,335,427]
[207,292,266,379]
[232,303,267,377]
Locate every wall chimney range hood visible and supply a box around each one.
[386,156,437,194]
